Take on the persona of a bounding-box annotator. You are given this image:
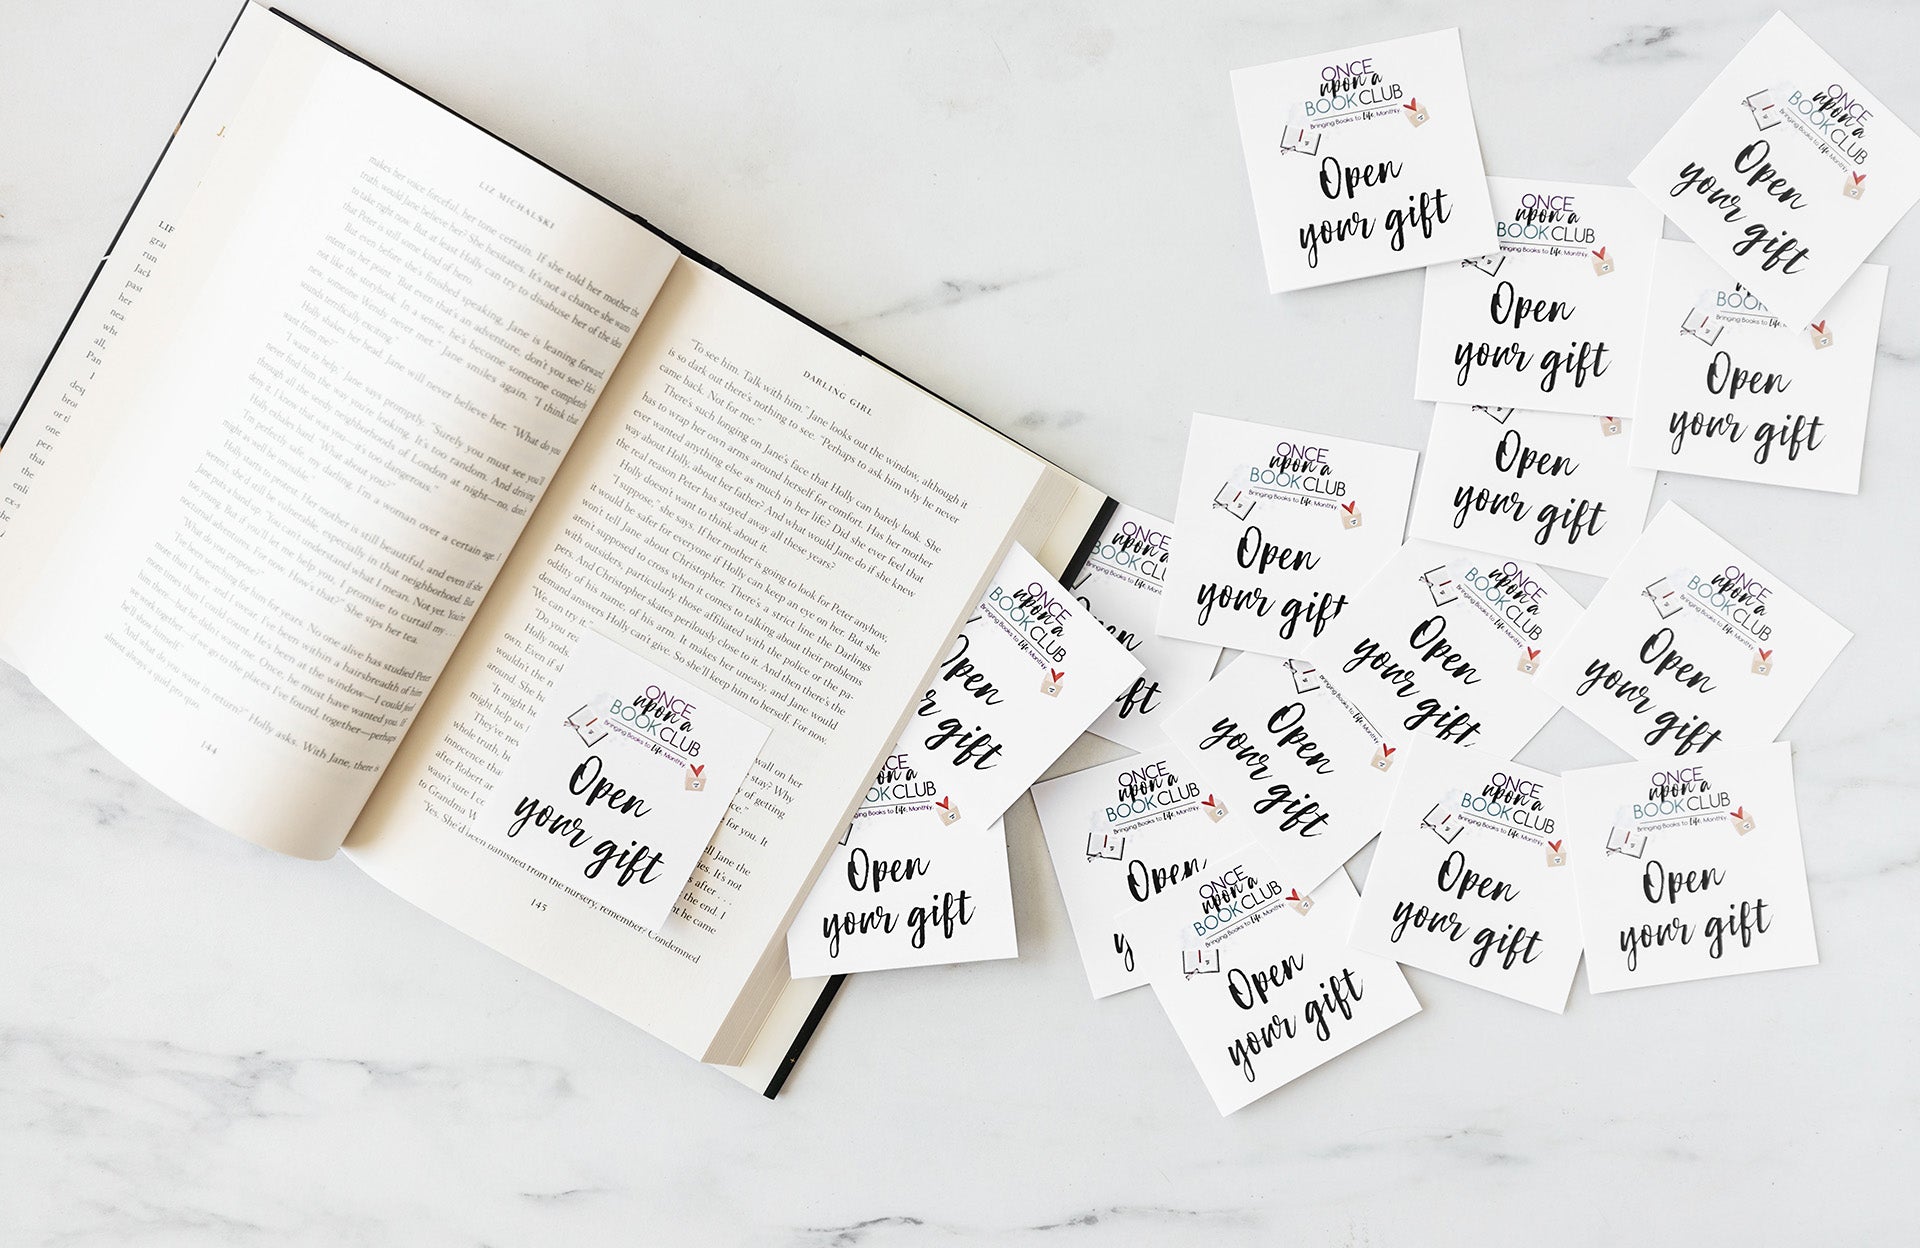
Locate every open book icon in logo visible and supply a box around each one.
[1606,820,1649,859]
[1680,299,1725,346]
[1422,803,1463,844]
[1212,481,1255,521]
[564,704,608,748]
[1462,253,1507,279]
[1421,565,1461,608]
[1181,946,1222,976]
[1643,576,1683,619]
[1086,830,1125,861]
[1743,88,1782,131]
[1472,405,1515,425]
[1278,122,1321,156]
[1286,660,1322,695]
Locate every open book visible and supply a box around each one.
[0,3,1109,1090]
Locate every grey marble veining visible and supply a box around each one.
[3,1,1917,1243]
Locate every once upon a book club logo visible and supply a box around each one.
[1086,759,1204,859]
[1302,53,1413,120]
[1219,438,1357,527]
[1604,764,1752,858]
[1742,80,1873,171]
[986,579,1072,680]
[565,680,705,772]
[1434,771,1558,860]
[1091,517,1172,584]
[1495,188,1599,250]
[1643,563,1776,661]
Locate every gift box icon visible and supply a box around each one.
[1516,646,1542,676]
[1743,88,1782,131]
[1750,648,1774,676]
[1404,97,1429,127]
[1545,839,1568,869]
[1286,888,1314,916]
[1340,501,1362,530]
[1201,794,1229,823]
[683,763,707,792]
[1181,946,1222,976]
[1371,743,1396,772]
[1600,416,1623,438]
[1086,830,1125,861]
[1842,172,1866,201]
[1421,566,1461,607]
[1680,302,1725,347]
[1809,321,1834,350]
[1730,806,1757,835]
[936,795,961,825]
[1287,660,1322,695]
[1040,668,1065,697]
[1591,246,1614,277]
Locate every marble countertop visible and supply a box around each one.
[3,1,1913,1242]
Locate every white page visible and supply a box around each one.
[1534,504,1850,760]
[1409,403,1656,577]
[1347,744,1581,1013]
[1159,413,1417,658]
[1628,239,1885,493]
[1301,540,1584,758]
[1414,178,1662,417]
[1627,12,1920,327]
[1032,751,1237,998]
[1231,29,1497,292]
[1564,742,1816,992]
[1,20,680,858]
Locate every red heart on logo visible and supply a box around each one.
[1593,246,1607,260]
[689,764,704,776]
[1852,173,1866,185]
[1404,97,1418,111]
[1202,794,1217,807]
[1381,745,1396,757]
[936,796,951,809]
[1050,668,1065,681]
[1340,501,1356,514]
[1810,323,1825,335]
[1286,889,1301,901]
[1549,840,1562,852]
[1527,647,1541,660]
[1758,649,1772,660]
[1732,806,1745,819]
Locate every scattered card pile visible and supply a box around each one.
[781,11,1897,1115]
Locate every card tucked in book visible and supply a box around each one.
[0,3,1113,1086]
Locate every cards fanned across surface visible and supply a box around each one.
[1160,413,1418,659]
[1301,540,1581,757]
[1630,239,1886,494]
[787,799,1016,976]
[1534,504,1849,760]
[1231,28,1497,293]
[1628,12,1920,328]
[1032,752,1235,998]
[1125,850,1420,1115]
[1346,744,1581,1012]
[1415,178,1663,416]
[471,629,771,930]
[1160,653,1399,890]
[1563,742,1816,992]
[1409,403,1657,577]
[1069,503,1223,751]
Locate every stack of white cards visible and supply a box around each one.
[761,11,1898,1118]
[1012,12,1890,1115]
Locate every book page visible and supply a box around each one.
[345,257,1056,1061]
[0,13,680,858]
